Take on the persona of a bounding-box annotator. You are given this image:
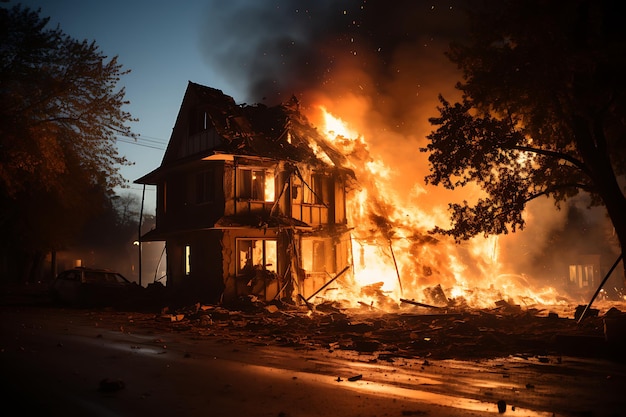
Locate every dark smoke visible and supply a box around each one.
[200,1,467,110]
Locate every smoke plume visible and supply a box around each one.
[200,0,468,217]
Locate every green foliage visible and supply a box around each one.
[421,0,626,250]
[0,5,136,279]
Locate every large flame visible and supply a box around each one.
[310,106,568,311]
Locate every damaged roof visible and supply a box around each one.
[137,82,351,185]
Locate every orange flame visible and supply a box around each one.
[309,106,569,311]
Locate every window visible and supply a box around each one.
[312,240,326,272]
[61,270,80,282]
[569,264,595,288]
[185,245,192,275]
[195,169,215,204]
[301,239,334,273]
[312,174,330,205]
[301,173,330,205]
[84,271,101,283]
[237,239,277,275]
[189,108,208,135]
[237,168,275,202]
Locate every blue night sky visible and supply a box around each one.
[11,0,467,213]
[14,0,255,212]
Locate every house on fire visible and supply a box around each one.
[135,82,356,305]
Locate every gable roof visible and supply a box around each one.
[137,82,353,185]
[174,82,346,163]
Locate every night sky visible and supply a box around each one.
[13,0,466,212]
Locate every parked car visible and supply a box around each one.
[50,267,140,307]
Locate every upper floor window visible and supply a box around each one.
[237,167,275,202]
[189,108,208,135]
[195,169,215,204]
[311,174,331,205]
[296,173,331,205]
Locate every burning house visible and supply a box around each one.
[135,82,355,305]
[134,83,612,311]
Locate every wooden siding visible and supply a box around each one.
[292,203,329,225]
[183,129,222,158]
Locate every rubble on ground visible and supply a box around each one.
[94,295,626,361]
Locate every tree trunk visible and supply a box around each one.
[594,157,626,284]
[577,117,626,282]
[601,190,626,281]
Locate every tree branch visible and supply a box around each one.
[510,144,590,175]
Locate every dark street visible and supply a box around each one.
[2,291,626,417]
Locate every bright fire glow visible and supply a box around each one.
[264,170,275,202]
[321,106,358,139]
[308,107,568,311]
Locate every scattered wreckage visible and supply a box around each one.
[116,281,626,362]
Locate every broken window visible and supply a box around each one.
[237,239,277,275]
[195,169,215,204]
[302,173,330,205]
[237,167,275,202]
[312,174,330,205]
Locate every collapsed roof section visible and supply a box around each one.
[164,81,349,169]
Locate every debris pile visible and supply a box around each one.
[100,297,626,361]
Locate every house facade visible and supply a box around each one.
[136,82,355,305]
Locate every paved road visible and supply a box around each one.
[2,305,625,417]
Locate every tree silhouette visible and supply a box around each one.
[421,0,625,277]
[0,5,135,282]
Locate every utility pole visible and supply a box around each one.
[138,184,146,286]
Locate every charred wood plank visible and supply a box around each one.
[306,265,351,302]
[298,294,314,312]
[400,298,445,310]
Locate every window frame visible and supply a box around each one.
[185,245,192,276]
[236,238,278,276]
[311,174,330,205]
[296,172,331,206]
[236,166,275,202]
[301,238,335,274]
